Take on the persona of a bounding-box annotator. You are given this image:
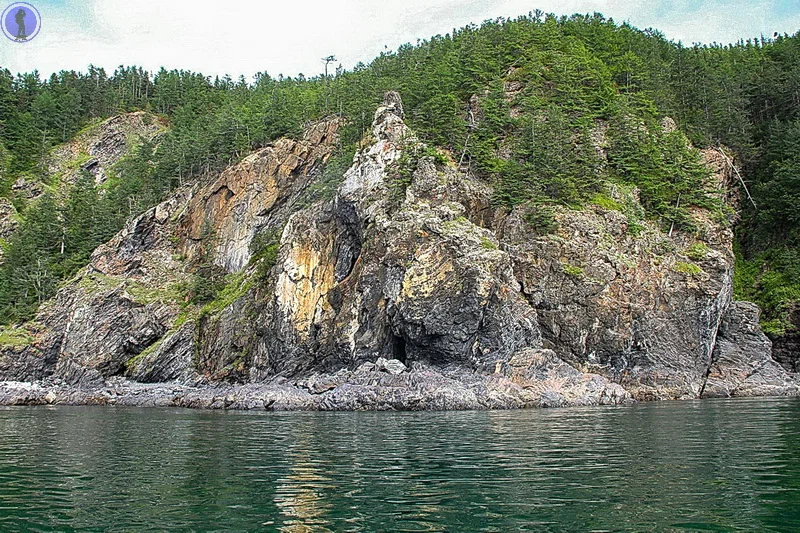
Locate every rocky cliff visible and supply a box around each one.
[0,94,795,410]
[773,305,800,373]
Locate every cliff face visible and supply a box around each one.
[0,94,795,409]
[772,305,800,373]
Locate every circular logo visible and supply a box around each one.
[2,2,41,43]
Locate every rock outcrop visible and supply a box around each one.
[499,199,735,400]
[0,198,18,240]
[702,302,798,397]
[772,304,800,373]
[179,118,340,272]
[0,93,795,410]
[46,111,166,186]
[0,197,18,260]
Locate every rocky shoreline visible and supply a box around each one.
[2,349,796,411]
[0,350,633,411]
[0,352,634,410]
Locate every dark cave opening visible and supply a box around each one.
[392,334,407,364]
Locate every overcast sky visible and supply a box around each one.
[1,0,799,79]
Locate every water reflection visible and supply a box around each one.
[0,398,798,532]
[275,425,335,533]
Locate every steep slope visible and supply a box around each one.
[0,94,795,409]
[7,111,165,203]
[46,111,166,186]
[2,15,799,368]
[773,307,800,372]
[0,111,166,262]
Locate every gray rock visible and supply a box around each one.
[499,192,736,400]
[0,345,53,383]
[375,357,407,375]
[11,177,43,200]
[0,357,634,410]
[500,348,632,407]
[771,303,800,373]
[0,277,177,387]
[0,198,18,241]
[126,320,201,385]
[46,111,164,187]
[703,302,797,398]
[383,90,405,119]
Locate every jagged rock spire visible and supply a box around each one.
[383,91,404,119]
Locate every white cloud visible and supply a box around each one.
[0,0,797,78]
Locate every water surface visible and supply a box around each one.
[1,398,798,532]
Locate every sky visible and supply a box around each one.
[1,0,799,79]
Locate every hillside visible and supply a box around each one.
[0,12,797,407]
[0,109,165,317]
[0,92,795,407]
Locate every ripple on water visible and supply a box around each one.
[0,398,798,532]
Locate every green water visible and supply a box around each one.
[0,398,798,532]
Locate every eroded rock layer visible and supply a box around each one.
[0,94,795,410]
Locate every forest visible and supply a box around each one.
[0,11,797,340]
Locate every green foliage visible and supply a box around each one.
[386,139,430,203]
[493,105,604,208]
[300,147,356,206]
[523,205,560,234]
[198,271,253,319]
[76,272,188,307]
[480,236,498,251]
[562,263,585,278]
[0,66,151,180]
[673,261,704,276]
[389,153,415,200]
[605,115,714,231]
[249,231,281,281]
[187,263,227,307]
[0,177,104,321]
[734,247,800,335]
[422,146,449,166]
[748,119,800,247]
[591,193,622,211]
[595,184,648,236]
[685,243,710,261]
[125,280,189,306]
[64,151,92,171]
[126,335,165,370]
[443,216,469,230]
[0,327,33,348]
